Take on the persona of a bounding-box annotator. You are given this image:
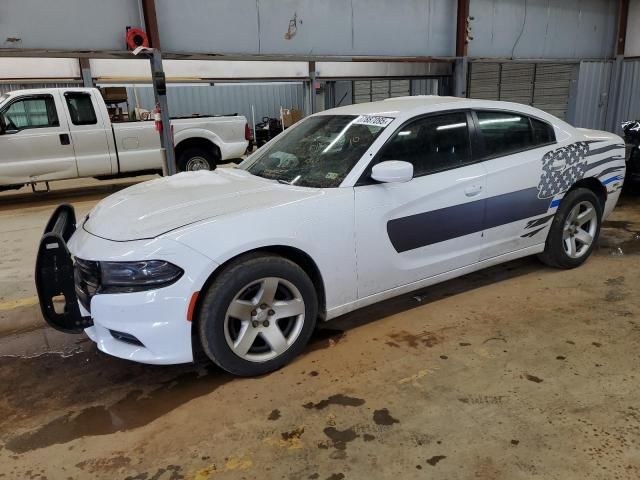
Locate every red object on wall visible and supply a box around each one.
[126,28,149,50]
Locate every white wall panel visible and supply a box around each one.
[155,0,456,57]
[0,0,142,51]
[468,0,617,59]
[0,58,80,79]
[626,0,640,57]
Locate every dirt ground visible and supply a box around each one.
[1,182,640,480]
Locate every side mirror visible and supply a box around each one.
[371,160,414,183]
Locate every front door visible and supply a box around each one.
[0,93,76,185]
[355,111,487,298]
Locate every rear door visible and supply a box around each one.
[0,93,76,185]
[354,111,487,298]
[474,110,559,259]
[63,91,113,177]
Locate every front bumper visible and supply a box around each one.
[36,205,219,365]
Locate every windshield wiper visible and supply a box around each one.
[276,179,292,185]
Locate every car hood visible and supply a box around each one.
[83,169,320,241]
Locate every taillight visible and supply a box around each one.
[245,123,251,141]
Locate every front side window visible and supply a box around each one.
[65,92,97,125]
[1,96,59,130]
[242,115,390,188]
[377,112,471,177]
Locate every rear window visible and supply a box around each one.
[65,92,98,125]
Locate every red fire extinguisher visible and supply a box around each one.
[153,105,162,133]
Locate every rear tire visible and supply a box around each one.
[538,188,602,269]
[177,147,218,172]
[198,254,318,376]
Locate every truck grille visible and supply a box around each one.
[74,258,100,312]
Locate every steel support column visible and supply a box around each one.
[141,0,161,49]
[79,58,92,87]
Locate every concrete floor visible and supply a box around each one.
[1,180,640,479]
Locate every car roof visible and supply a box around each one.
[322,96,467,117]
[317,95,562,124]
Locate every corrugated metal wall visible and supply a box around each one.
[410,78,440,95]
[124,83,305,124]
[610,60,640,133]
[0,82,82,95]
[573,61,613,130]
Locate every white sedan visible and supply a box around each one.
[36,96,626,376]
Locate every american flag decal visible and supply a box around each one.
[537,142,589,199]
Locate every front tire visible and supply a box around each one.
[198,254,318,376]
[177,147,218,172]
[538,188,602,269]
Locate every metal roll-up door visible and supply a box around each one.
[353,79,411,104]
[532,63,575,120]
[467,62,575,119]
[467,63,500,100]
[499,63,534,104]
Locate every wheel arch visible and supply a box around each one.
[568,178,607,210]
[175,136,221,165]
[190,245,327,362]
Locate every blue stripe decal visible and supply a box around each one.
[602,175,623,185]
[549,199,561,208]
[387,188,550,253]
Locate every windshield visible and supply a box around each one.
[242,114,392,188]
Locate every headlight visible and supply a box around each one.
[100,260,183,293]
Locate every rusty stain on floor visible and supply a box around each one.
[1,192,640,478]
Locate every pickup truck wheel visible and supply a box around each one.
[177,147,217,172]
[198,254,318,377]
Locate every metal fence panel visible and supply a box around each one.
[573,61,613,130]
[611,60,640,134]
[126,83,305,126]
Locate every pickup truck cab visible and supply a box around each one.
[0,87,249,190]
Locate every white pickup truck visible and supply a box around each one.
[0,87,249,190]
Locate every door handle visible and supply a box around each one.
[464,185,483,197]
[59,133,71,145]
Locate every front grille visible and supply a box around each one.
[74,258,100,312]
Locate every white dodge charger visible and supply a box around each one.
[36,96,625,376]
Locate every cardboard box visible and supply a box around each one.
[281,108,303,128]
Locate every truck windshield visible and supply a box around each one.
[242,114,391,188]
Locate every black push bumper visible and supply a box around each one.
[35,204,93,333]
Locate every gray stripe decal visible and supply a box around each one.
[586,144,625,157]
[597,166,626,178]
[387,187,549,253]
[586,155,625,172]
[521,226,546,238]
[526,214,554,229]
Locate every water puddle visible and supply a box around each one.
[597,220,640,256]
[5,368,230,454]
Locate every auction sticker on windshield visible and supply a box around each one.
[353,115,394,127]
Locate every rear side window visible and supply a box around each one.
[65,92,97,125]
[378,112,471,177]
[1,95,59,130]
[531,117,555,145]
[476,111,556,158]
[476,111,533,157]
